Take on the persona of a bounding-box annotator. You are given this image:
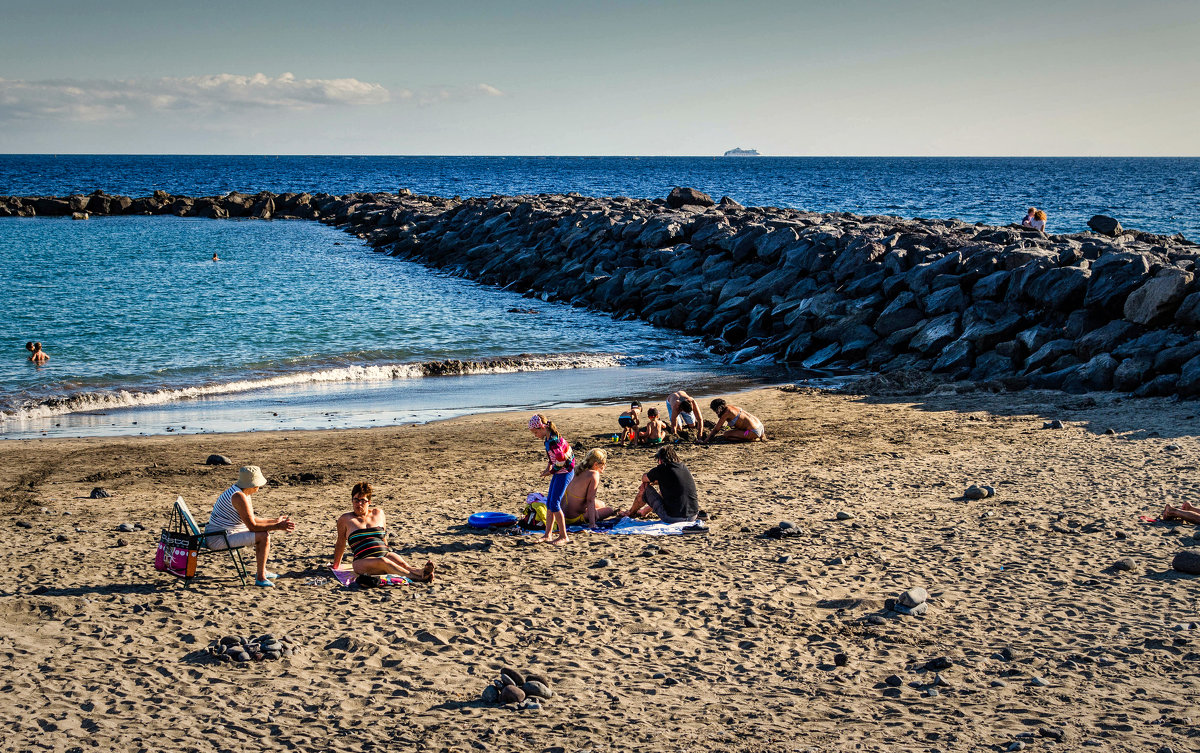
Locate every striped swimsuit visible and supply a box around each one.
[205,484,248,534]
[348,527,389,561]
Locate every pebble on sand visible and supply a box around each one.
[1111,557,1136,572]
[89,487,112,499]
[835,511,854,520]
[1171,550,1200,575]
[205,454,233,466]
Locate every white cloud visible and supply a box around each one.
[476,84,504,97]
[0,73,392,122]
[415,83,505,106]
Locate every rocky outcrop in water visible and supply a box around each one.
[4,188,1198,397]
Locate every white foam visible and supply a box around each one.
[0,353,629,424]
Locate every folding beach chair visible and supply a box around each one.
[165,496,249,586]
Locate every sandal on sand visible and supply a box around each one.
[255,578,275,588]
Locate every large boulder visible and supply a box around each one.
[1062,353,1119,393]
[909,313,960,354]
[1084,252,1152,313]
[666,187,715,209]
[1075,320,1139,359]
[1179,355,1200,397]
[874,292,924,336]
[1087,215,1123,236]
[1123,268,1193,325]
[1178,292,1200,327]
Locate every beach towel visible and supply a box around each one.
[328,567,410,588]
[518,516,698,536]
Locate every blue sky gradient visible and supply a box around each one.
[1,0,1196,155]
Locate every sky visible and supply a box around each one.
[0,0,1196,155]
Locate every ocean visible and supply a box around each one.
[2,155,1197,438]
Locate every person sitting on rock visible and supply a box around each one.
[639,407,669,444]
[562,449,620,528]
[703,398,766,443]
[666,389,702,438]
[626,446,699,524]
[1163,502,1200,525]
[1030,209,1047,232]
[26,341,48,365]
[205,465,295,587]
[332,481,434,581]
[1021,207,1037,227]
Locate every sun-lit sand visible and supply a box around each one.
[1,386,1198,752]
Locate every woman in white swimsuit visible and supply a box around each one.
[703,398,766,443]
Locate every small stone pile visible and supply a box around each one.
[479,666,554,711]
[764,520,802,539]
[207,633,298,664]
[884,587,930,617]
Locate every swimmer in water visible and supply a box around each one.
[26,341,48,365]
[212,252,219,262]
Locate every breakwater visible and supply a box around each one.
[5,188,1200,397]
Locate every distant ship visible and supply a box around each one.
[723,147,761,157]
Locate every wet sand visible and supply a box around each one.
[1,386,1198,752]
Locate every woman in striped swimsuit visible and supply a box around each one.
[332,482,434,582]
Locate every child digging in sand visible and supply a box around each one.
[617,401,641,445]
[639,407,668,445]
[528,413,575,546]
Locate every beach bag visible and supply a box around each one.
[154,530,198,578]
[518,493,548,531]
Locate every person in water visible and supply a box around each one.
[704,398,766,442]
[528,413,575,546]
[562,449,620,528]
[212,252,219,262]
[332,481,434,581]
[26,341,48,365]
[205,465,295,587]
[626,446,699,524]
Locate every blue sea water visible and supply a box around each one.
[1,155,1197,437]
[3,155,1198,237]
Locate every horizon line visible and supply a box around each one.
[2,153,1199,159]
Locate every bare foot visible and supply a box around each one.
[1164,504,1179,520]
[422,562,435,582]
[1182,501,1200,512]
[551,537,569,547]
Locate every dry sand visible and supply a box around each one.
[1,386,1198,752]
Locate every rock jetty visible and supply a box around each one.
[4,188,1199,397]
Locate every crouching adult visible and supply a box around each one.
[205,465,295,587]
[626,446,699,524]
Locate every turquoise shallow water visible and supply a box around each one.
[1,216,759,437]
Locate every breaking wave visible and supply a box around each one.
[0,352,642,424]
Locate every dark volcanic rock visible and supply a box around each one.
[1087,215,1124,236]
[666,187,715,209]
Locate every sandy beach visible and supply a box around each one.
[1,385,1198,752]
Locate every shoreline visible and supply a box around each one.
[4,188,1198,401]
[1,386,1197,751]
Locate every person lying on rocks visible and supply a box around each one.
[206,465,295,587]
[639,407,669,444]
[562,449,621,528]
[666,389,702,438]
[1163,502,1200,525]
[332,481,434,581]
[703,398,766,443]
[626,446,699,524]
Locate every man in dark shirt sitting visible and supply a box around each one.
[626,446,699,524]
